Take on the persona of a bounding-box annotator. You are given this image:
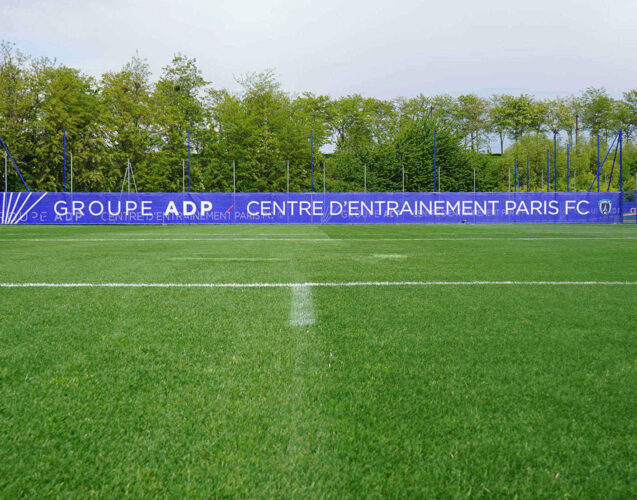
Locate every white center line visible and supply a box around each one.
[289,285,315,326]
[0,237,636,242]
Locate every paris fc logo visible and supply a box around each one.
[598,199,612,215]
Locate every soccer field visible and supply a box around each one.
[1,224,636,497]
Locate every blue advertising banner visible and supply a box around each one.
[0,191,623,224]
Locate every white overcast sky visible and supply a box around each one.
[2,0,636,99]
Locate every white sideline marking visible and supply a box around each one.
[1,281,636,288]
[289,285,315,326]
[0,237,636,242]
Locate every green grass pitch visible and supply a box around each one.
[1,224,636,497]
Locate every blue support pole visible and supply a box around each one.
[588,131,619,192]
[597,135,600,192]
[433,129,437,192]
[553,131,557,192]
[514,159,518,192]
[526,155,529,192]
[63,130,67,192]
[0,135,30,192]
[619,130,623,193]
[187,130,191,192]
[566,143,570,192]
[310,129,314,192]
[546,149,549,192]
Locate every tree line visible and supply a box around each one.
[1,41,636,193]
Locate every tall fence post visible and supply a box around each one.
[514,159,518,192]
[63,129,67,192]
[4,151,7,192]
[619,130,623,192]
[310,129,314,193]
[553,130,557,193]
[0,136,29,191]
[187,130,191,193]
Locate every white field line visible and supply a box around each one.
[289,285,315,326]
[1,229,634,237]
[1,281,636,288]
[0,237,636,242]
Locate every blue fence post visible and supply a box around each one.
[526,155,529,192]
[619,130,623,193]
[63,130,67,192]
[187,129,191,193]
[553,131,557,192]
[0,135,30,192]
[310,129,314,193]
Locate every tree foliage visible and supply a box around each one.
[1,42,636,193]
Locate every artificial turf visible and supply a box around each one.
[1,224,636,497]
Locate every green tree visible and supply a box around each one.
[150,54,208,191]
[100,54,153,189]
